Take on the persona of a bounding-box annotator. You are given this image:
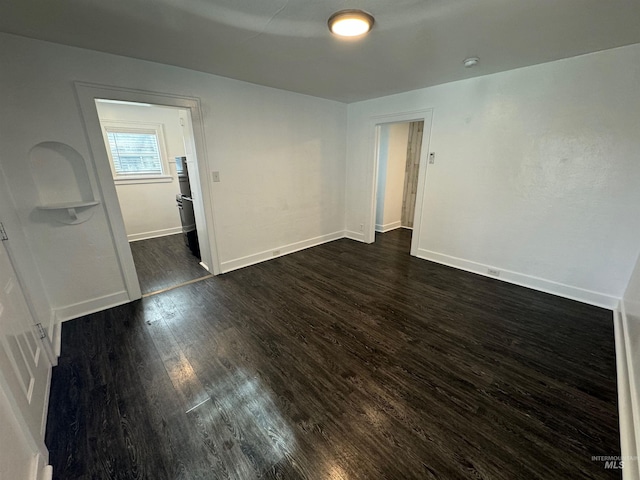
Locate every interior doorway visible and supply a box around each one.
[94,99,211,296]
[75,83,220,303]
[367,109,433,256]
[374,121,424,251]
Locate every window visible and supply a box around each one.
[101,122,172,184]
[107,130,162,176]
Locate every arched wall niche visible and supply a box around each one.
[28,142,99,224]
[28,142,94,204]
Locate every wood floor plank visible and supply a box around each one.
[46,230,620,479]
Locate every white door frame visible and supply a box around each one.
[75,83,221,303]
[367,109,434,256]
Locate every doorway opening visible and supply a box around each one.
[367,109,433,256]
[374,120,424,252]
[94,99,211,296]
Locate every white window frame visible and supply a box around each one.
[101,120,173,185]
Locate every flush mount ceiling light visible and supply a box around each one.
[328,9,375,37]
[463,57,480,68]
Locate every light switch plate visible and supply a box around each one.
[212,171,220,182]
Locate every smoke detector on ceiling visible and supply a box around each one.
[463,57,480,68]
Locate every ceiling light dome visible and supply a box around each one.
[328,10,375,37]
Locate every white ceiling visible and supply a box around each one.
[2,0,640,103]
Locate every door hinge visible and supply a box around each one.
[36,323,47,340]
[0,222,7,241]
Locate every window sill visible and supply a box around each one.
[114,175,174,185]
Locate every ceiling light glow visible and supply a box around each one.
[328,10,374,37]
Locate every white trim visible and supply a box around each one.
[39,367,52,438]
[220,231,344,273]
[615,305,640,480]
[375,221,401,233]
[127,227,183,242]
[344,230,366,242]
[31,454,49,480]
[40,465,53,480]
[177,109,219,275]
[54,290,130,323]
[415,248,619,308]
[114,175,173,185]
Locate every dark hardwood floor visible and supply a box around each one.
[46,230,620,479]
[129,233,210,295]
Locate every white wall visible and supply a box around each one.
[0,33,347,319]
[347,43,640,308]
[95,102,184,241]
[375,123,409,232]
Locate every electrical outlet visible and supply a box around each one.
[429,152,436,164]
[359,224,364,232]
[273,250,280,256]
[487,268,500,277]
[212,171,220,182]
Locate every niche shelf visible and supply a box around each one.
[36,201,100,225]
[29,141,100,225]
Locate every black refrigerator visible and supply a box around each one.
[175,157,200,259]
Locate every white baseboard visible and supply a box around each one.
[54,290,130,323]
[127,226,182,242]
[415,248,619,309]
[615,304,640,480]
[220,231,345,273]
[375,221,401,233]
[344,230,366,242]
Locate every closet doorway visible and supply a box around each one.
[374,121,424,251]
